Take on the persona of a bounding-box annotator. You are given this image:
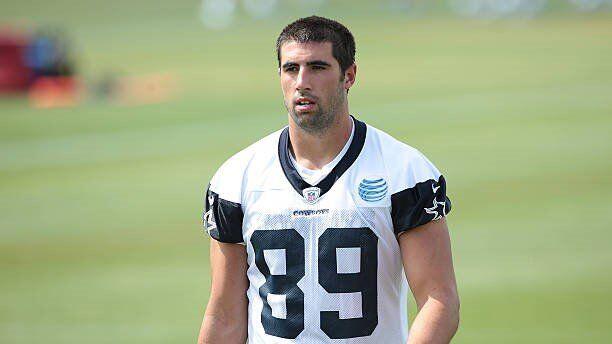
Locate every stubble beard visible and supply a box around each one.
[286,84,345,136]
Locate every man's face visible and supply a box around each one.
[279,41,351,134]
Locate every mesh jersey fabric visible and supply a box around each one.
[202,117,451,343]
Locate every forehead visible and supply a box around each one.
[279,41,335,64]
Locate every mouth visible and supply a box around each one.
[294,96,317,113]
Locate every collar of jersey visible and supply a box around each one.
[278,116,367,199]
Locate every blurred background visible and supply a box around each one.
[1,0,611,343]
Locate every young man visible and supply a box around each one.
[198,16,459,344]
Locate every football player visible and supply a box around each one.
[198,16,459,344]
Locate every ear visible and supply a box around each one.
[343,63,357,91]
[277,67,281,76]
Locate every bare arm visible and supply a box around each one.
[400,218,460,344]
[198,240,248,344]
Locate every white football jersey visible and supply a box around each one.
[203,117,451,343]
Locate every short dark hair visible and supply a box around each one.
[276,16,356,74]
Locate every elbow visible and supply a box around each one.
[416,285,460,333]
[446,288,460,334]
[431,286,460,334]
[453,299,460,334]
[199,310,247,344]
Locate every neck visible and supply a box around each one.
[289,110,353,170]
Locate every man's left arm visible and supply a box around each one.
[399,217,459,344]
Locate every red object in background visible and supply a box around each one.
[0,30,32,93]
[28,76,80,108]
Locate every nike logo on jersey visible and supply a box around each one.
[432,184,440,194]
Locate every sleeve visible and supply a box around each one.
[389,151,452,235]
[201,154,248,244]
[203,184,244,243]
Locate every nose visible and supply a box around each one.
[295,67,311,91]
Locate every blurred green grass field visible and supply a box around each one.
[1,1,611,343]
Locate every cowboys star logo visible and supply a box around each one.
[204,194,217,233]
[424,182,446,221]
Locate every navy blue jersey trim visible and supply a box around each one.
[278,116,367,198]
[390,175,452,234]
[204,187,244,243]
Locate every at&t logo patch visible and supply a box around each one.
[358,178,388,202]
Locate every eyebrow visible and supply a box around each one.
[282,60,332,69]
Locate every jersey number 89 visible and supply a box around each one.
[250,227,378,339]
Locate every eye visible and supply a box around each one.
[312,65,326,70]
[284,66,298,72]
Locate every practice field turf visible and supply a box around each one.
[1,2,611,343]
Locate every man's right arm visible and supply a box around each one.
[198,240,248,344]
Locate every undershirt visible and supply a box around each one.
[289,118,355,186]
